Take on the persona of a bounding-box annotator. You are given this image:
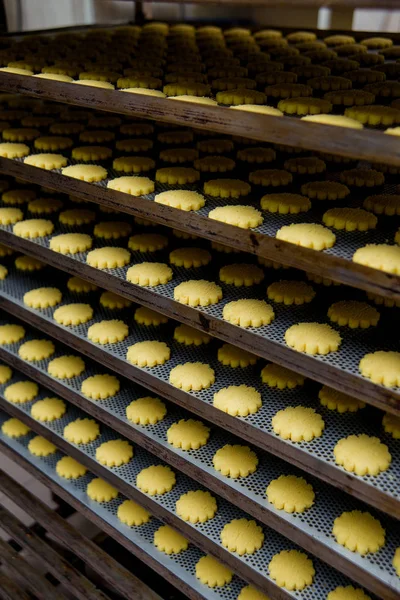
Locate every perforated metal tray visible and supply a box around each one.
[0,263,399,516]
[0,359,399,598]
[0,214,399,418]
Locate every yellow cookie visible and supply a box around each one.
[195,556,233,588]
[134,306,167,327]
[276,223,336,250]
[364,194,400,216]
[126,396,166,425]
[218,344,257,368]
[61,164,107,182]
[267,280,315,305]
[266,475,314,513]
[99,291,131,310]
[328,300,379,328]
[332,511,385,555]
[59,209,96,226]
[0,244,13,258]
[0,142,30,158]
[237,586,270,600]
[154,190,205,211]
[261,363,304,389]
[2,418,30,438]
[81,374,120,400]
[28,436,57,457]
[198,139,235,154]
[334,434,391,475]
[221,519,264,555]
[54,303,93,326]
[96,439,133,467]
[327,587,372,600]
[72,146,112,163]
[323,208,377,232]
[14,219,54,239]
[393,548,400,577]
[278,96,332,115]
[208,205,263,229]
[0,324,25,345]
[48,355,85,379]
[269,550,315,591]
[223,299,275,328]
[113,156,155,174]
[0,364,12,384]
[31,397,66,421]
[174,280,222,307]
[28,197,64,215]
[107,176,155,196]
[128,234,168,253]
[272,406,324,442]
[301,181,350,201]
[136,465,176,495]
[359,351,400,386]
[237,147,276,164]
[87,320,128,344]
[217,89,266,106]
[169,247,211,269]
[382,412,400,439]
[156,167,199,186]
[250,169,292,187]
[126,263,173,287]
[64,418,100,444]
[169,362,215,391]
[167,419,210,450]
[56,456,87,479]
[50,233,93,255]
[285,322,341,355]
[173,316,212,343]
[18,339,55,362]
[353,244,400,275]
[0,264,8,280]
[24,153,67,170]
[194,156,235,174]
[23,287,62,309]
[319,386,365,413]
[0,208,24,225]
[159,148,198,164]
[35,137,73,152]
[87,478,118,502]
[67,277,97,294]
[117,500,151,526]
[260,193,311,214]
[154,525,188,555]
[126,341,170,367]
[3,189,36,206]
[213,444,258,478]
[213,385,262,417]
[204,179,250,199]
[4,380,38,404]
[87,247,130,269]
[176,490,217,524]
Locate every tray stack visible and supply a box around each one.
[0,20,399,600]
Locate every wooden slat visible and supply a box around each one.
[0,571,32,600]
[1,74,400,166]
[0,472,162,600]
[0,506,112,600]
[0,537,68,600]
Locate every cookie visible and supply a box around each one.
[0,244,13,258]
[0,324,25,345]
[128,233,168,253]
[28,197,64,215]
[393,548,400,577]
[267,280,315,306]
[35,136,73,151]
[359,351,400,386]
[134,306,167,327]
[24,153,67,170]
[167,418,210,450]
[107,176,155,196]
[169,362,215,391]
[323,207,377,232]
[216,89,266,105]
[73,80,114,90]
[72,146,113,163]
[116,138,153,153]
[31,397,66,421]
[260,193,310,215]
[269,550,314,591]
[14,219,54,239]
[15,255,44,272]
[327,587,372,600]
[0,364,11,384]
[217,344,257,368]
[278,96,332,115]
[28,436,57,457]
[204,179,250,198]
[24,287,62,309]
[54,303,93,326]
[154,525,188,555]
[276,223,336,250]
[0,208,23,225]
[382,412,400,439]
[154,190,205,211]
[195,555,233,588]
[194,156,235,174]
[1,418,30,438]
[353,245,400,274]
[96,439,133,467]
[159,148,199,164]
[213,444,258,478]
[62,164,107,182]
[221,519,264,555]
[48,355,85,379]
[285,322,341,355]
[214,385,262,417]
[126,263,173,287]
[328,300,379,328]
[80,130,115,144]
[117,499,151,526]
[237,586,270,600]
[332,511,385,555]
[50,233,93,255]
[334,434,391,475]
[0,264,7,280]
[208,205,263,229]
[81,374,120,400]
[18,339,55,362]
[176,490,217,524]
[67,277,97,294]
[261,363,304,389]
[319,386,365,413]
[113,156,155,173]
[126,341,170,367]
[364,194,400,216]
[223,299,275,328]
[267,474,314,513]
[155,167,200,186]
[4,380,38,404]
[87,478,118,502]
[169,247,211,269]
[272,406,325,442]
[126,396,166,425]
[136,465,176,495]
[87,247,130,269]
[99,292,130,310]
[174,280,222,307]
[87,320,129,344]
[0,142,30,158]
[56,456,87,479]
[174,324,210,346]
[64,418,100,444]
[59,208,96,226]
[301,181,350,201]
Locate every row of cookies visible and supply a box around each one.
[1,363,397,594]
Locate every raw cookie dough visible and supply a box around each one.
[107,176,155,196]
[64,418,100,444]
[267,280,315,305]
[94,221,132,240]
[4,380,38,404]
[213,444,258,478]
[126,263,173,287]
[87,247,130,269]
[267,475,315,513]
[81,374,120,400]
[23,287,62,309]
[261,363,304,389]
[134,306,167,326]
[328,300,380,328]
[332,511,385,555]
[136,465,176,495]
[59,208,96,226]
[285,323,341,355]
[334,434,391,475]
[237,586,270,600]
[24,153,67,170]
[319,386,365,413]
[260,193,311,214]
[167,419,210,450]
[327,587,371,600]
[99,292,131,311]
[128,233,168,252]
[87,320,129,344]
[174,324,210,346]
[213,385,262,417]
[219,264,264,287]
[68,277,98,294]
[18,339,55,361]
[56,456,87,479]
[174,280,222,307]
[221,519,264,555]
[155,190,206,211]
[195,555,233,588]
[50,233,93,255]
[28,436,57,457]
[0,324,25,345]
[353,244,400,275]
[31,397,66,421]
[176,490,217,523]
[14,219,54,239]
[87,478,118,502]
[276,223,336,250]
[0,364,12,384]
[28,197,64,215]
[117,499,151,526]
[61,164,107,182]
[169,362,215,391]
[1,418,30,438]
[48,355,85,379]
[96,439,133,467]
[169,247,211,268]
[269,550,315,591]
[272,406,325,442]
[359,351,400,387]
[223,299,275,328]
[0,142,30,158]
[154,525,188,554]
[208,205,263,229]
[126,341,170,367]
[382,412,400,439]
[126,396,167,425]
[218,344,257,368]
[53,303,93,326]
[0,208,24,225]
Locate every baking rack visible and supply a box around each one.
[0,14,399,600]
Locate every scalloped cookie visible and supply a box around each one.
[31,397,66,421]
[0,208,24,225]
[261,363,304,389]
[4,380,38,404]
[134,306,167,327]
[126,396,166,425]
[327,587,372,600]
[169,362,215,391]
[62,164,108,182]
[50,233,92,255]
[107,176,155,196]
[169,247,211,269]
[328,300,379,328]
[285,322,341,355]
[276,223,336,250]
[19,339,55,361]
[319,386,365,413]
[214,385,262,417]
[0,324,25,345]
[174,324,210,346]
[334,434,391,475]
[213,444,258,478]
[208,205,263,229]
[24,153,67,170]
[269,550,314,591]
[176,490,217,524]
[155,190,205,211]
[359,351,400,386]
[323,208,377,232]
[96,439,133,467]
[267,280,315,305]
[64,418,100,444]
[28,197,64,215]
[167,418,210,450]
[136,465,176,495]
[272,406,324,442]
[48,355,85,379]
[87,478,118,502]
[24,287,62,309]
[364,194,400,216]
[14,219,54,239]
[223,299,274,328]
[28,436,57,457]
[237,586,270,600]
[382,412,400,439]
[87,247,130,269]
[174,280,222,307]
[2,418,30,438]
[353,244,400,275]
[87,320,128,344]
[154,525,188,555]
[195,556,233,588]
[67,277,97,294]
[54,303,93,326]
[0,364,12,384]
[204,179,250,198]
[266,475,315,513]
[56,457,87,479]
[260,193,310,215]
[0,143,30,158]
[126,263,173,287]
[117,499,151,526]
[221,519,264,555]
[126,340,170,368]
[332,511,385,555]
[128,233,168,253]
[301,181,350,201]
